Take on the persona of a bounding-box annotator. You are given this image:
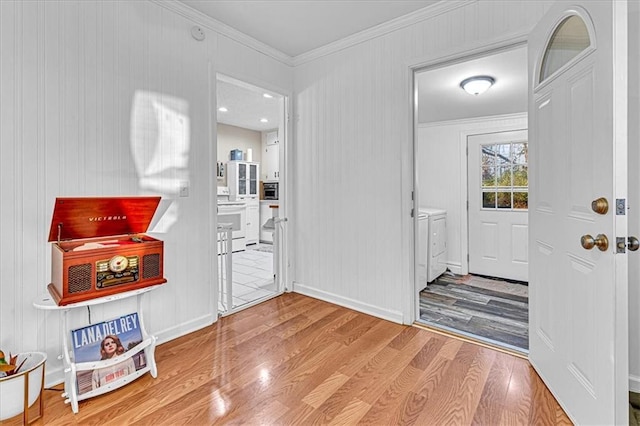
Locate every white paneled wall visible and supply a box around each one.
[292,1,550,322]
[416,114,528,275]
[0,0,292,386]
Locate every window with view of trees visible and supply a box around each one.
[481,142,528,210]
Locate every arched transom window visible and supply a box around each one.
[539,15,591,83]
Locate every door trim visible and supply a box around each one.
[213,71,292,314]
[407,38,529,325]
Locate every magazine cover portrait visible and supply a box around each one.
[71,313,146,395]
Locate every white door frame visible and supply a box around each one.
[407,37,528,324]
[213,71,293,315]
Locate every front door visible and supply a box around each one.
[468,130,529,282]
[528,1,628,424]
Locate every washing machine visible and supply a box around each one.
[417,207,447,291]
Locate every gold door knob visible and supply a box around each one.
[629,236,639,252]
[581,234,609,251]
[591,197,609,215]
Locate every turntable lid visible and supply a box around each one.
[48,196,162,242]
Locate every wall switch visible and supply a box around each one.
[179,181,190,197]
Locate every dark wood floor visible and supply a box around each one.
[10,293,568,425]
[419,274,529,351]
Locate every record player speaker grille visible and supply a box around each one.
[68,263,92,293]
[142,254,160,279]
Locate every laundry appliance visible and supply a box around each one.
[417,207,447,292]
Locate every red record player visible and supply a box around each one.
[47,196,167,305]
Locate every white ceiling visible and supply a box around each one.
[194,1,526,129]
[216,76,283,132]
[416,46,528,123]
[180,0,439,57]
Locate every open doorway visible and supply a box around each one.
[215,74,286,314]
[413,45,529,353]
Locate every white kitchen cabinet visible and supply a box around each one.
[266,130,278,146]
[262,130,279,182]
[227,161,259,200]
[246,199,259,245]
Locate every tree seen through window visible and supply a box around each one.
[481,142,528,209]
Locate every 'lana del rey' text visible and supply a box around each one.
[72,313,139,349]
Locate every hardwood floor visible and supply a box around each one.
[9,293,569,425]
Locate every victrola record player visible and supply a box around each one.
[47,196,167,305]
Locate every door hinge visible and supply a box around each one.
[411,208,414,218]
[616,198,626,215]
[467,253,470,262]
[411,191,414,201]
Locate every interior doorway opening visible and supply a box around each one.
[215,74,287,315]
[413,44,529,354]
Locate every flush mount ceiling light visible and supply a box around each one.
[263,93,273,98]
[218,107,228,112]
[460,75,495,95]
[260,118,268,123]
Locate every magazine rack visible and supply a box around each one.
[33,285,161,414]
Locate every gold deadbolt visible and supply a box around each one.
[591,197,609,215]
[581,234,609,251]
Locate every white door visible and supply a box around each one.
[468,130,528,282]
[528,1,628,424]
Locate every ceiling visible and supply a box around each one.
[216,76,283,132]
[180,0,440,57]
[416,46,528,123]
[198,1,526,130]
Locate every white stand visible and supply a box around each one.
[33,285,161,414]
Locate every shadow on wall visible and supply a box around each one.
[130,91,191,232]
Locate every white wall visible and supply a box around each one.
[292,1,551,322]
[217,123,262,187]
[0,0,292,386]
[416,114,527,275]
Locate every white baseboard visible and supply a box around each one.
[154,313,216,346]
[631,374,640,393]
[293,282,404,324]
[446,261,463,276]
[44,313,216,388]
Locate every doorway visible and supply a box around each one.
[215,74,287,315]
[413,45,530,353]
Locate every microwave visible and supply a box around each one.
[263,182,279,200]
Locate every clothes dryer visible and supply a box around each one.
[417,208,447,291]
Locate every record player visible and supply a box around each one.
[47,196,167,305]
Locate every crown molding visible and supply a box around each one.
[292,0,475,66]
[151,0,294,67]
[416,112,527,129]
[152,0,476,69]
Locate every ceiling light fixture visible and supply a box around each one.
[218,107,228,112]
[263,93,273,98]
[260,118,268,123]
[460,75,495,95]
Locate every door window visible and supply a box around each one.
[481,142,528,210]
[540,15,591,82]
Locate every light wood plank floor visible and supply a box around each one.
[10,293,570,425]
